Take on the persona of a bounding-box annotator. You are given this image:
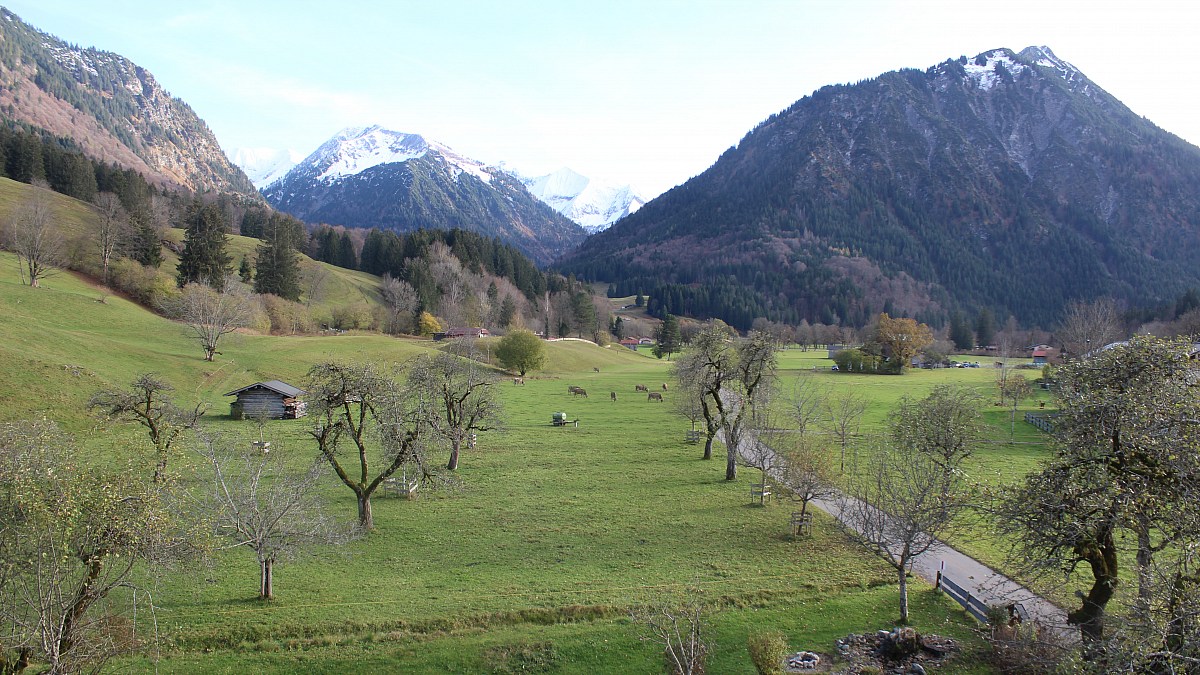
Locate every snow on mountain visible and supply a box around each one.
[230,147,304,188]
[516,167,645,233]
[294,125,493,185]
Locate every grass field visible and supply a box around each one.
[0,252,1003,673]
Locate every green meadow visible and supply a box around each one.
[0,250,1010,673]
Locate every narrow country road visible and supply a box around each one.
[719,390,1074,638]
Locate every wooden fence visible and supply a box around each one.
[1024,412,1057,433]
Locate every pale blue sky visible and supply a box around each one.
[5,1,1198,196]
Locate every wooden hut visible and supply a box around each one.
[225,380,307,420]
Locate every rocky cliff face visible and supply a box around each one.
[0,7,258,196]
[560,47,1200,328]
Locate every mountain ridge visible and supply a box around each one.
[263,126,587,266]
[0,7,258,197]
[558,45,1200,329]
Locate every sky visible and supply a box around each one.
[5,0,1200,198]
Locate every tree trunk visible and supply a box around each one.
[447,440,460,471]
[1068,535,1119,660]
[357,492,374,530]
[260,557,274,600]
[702,434,714,460]
[725,450,737,481]
[204,347,216,362]
[58,554,104,662]
[1134,513,1154,618]
[898,563,910,623]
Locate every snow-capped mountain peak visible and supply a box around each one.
[515,167,645,233]
[229,147,304,188]
[300,125,493,185]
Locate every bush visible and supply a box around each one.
[259,294,316,334]
[108,257,178,307]
[331,302,376,330]
[747,630,788,675]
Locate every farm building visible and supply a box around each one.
[225,380,307,420]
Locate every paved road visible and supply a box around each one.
[719,392,1074,637]
[812,493,1072,635]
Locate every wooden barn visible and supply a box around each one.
[225,380,307,420]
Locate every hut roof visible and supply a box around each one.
[224,380,306,398]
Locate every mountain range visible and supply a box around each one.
[260,126,586,266]
[512,167,645,233]
[559,46,1200,329]
[235,144,643,234]
[0,8,257,197]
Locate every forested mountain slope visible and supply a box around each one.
[560,47,1200,329]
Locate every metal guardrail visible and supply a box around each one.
[936,569,991,623]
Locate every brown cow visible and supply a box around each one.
[593,367,600,373]
[662,382,669,390]
[513,377,525,385]
[572,387,588,398]
[610,391,617,402]
[635,384,648,392]
[647,392,663,402]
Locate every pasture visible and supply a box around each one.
[0,258,1002,673]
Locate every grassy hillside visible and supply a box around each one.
[0,255,994,674]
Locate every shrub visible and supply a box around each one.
[109,257,178,307]
[331,301,376,330]
[259,294,316,334]
[747,630,788,675]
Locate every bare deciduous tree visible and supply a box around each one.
[824,388,866,473]
[92,192,128,285]
[379,273,419,335]
[161,283,254,361]
[789,374,827,436]
[839,442,964,623]
[88,373,206,483]
[4,188,62,288]
[408,340,502,471]
[306,362,432,529]
[194,431,350,599]
[675,327,778,481]
[776,435,837,522]
[1056,297,1124,359]
[631,597,709,675]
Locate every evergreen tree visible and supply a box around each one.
[635,293,645,308]
[238,256,253,283]
[254,213,302,301]
[975,309,995,349]
[948,310,974,351]
[176,201,232,291]
[653,314,682,360]
[498,295,517,329]
[126,215,163,268]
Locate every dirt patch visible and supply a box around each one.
[786,628,958,674]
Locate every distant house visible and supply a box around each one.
[638,337,655,345]
[1031,347,1050,365]
[619,337,640,350]
[225,380,307,420]
[444,327,490,339]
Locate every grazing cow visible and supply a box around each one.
[568,385,581,394]
[513,377,525,386]
[593,367,600,373]
[610,391,617,402]
[635,384,648,392]
[662,382,669,391]
[647,392,663,402]
[573,387,588,398]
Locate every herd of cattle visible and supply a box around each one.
[564,383,666,402]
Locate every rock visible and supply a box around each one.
[910,664,927,675]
